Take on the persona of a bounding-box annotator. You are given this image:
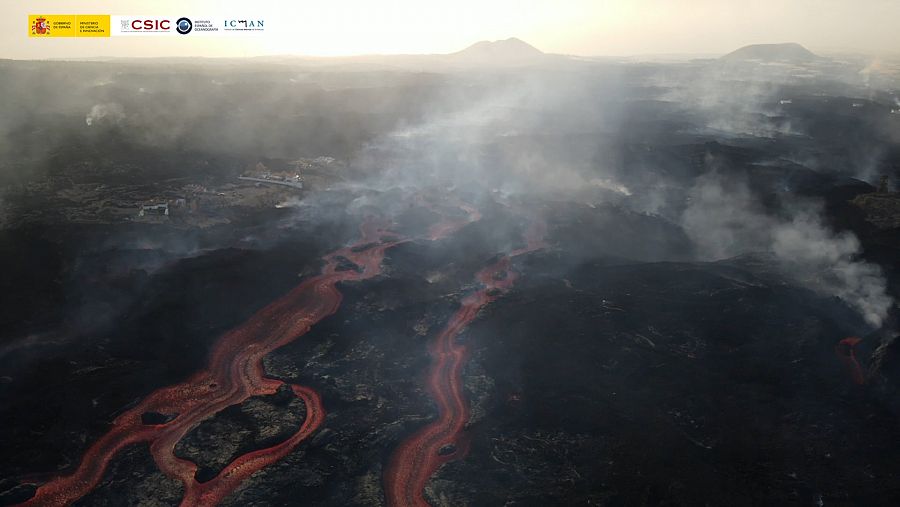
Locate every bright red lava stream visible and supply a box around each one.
[19,201,480,507]
[384,218,547,507]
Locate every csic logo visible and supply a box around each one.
[125,19,171,31]
[176,17,192,34]
[31,16,50,35]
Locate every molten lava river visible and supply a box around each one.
[383,217,546,507]
[17,197,547,507]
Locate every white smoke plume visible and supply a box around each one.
[681,171,772,259]
[85,102,125,126]
[353,72,632,197]
[772,209,892,327]
[683,171,892,328]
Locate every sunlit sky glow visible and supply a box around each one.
[4,0,900,59]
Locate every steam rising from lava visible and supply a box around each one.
[85,102,125,127]
[683,171,892,328]
[353,73,632,197]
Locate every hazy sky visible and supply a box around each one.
[4,0,900,59]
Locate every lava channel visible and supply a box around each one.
[18,200,480,507]
[384,217,547,507]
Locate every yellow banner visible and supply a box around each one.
[76,15,111,37]
[29,15,111,37]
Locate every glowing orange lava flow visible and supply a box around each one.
[384,218,547,507]
[836,336,865,385]
[18,202,481,507]
[427,203,482,240]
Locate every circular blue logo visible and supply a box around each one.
[176,17,192,34]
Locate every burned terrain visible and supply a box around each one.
[1,42,900,506]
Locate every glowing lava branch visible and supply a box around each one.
[836,336,866,385]
[18,199,481,507]
[427,203,482,240]
[385,218,547,507]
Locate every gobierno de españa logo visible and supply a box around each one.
[29,15,109,37]
[31,16,50,35]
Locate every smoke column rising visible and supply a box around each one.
[683,171,892,328]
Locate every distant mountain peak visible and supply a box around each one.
[452,38,545,63]
[722,42,820,63]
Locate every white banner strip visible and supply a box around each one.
[110,16,267,36]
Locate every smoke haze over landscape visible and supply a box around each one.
[2,3,900,506]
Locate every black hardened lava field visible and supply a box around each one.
[1,36,900,507]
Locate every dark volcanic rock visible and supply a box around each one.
[852,192,900,230]
[173,384,306,482]
[335,255,364,273]
[73,444,183,507]
[141,411,178,425]
[437,252,900,506]
[722,42,820,63]
[3,51,900,507]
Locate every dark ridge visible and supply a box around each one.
[722,42,820,63]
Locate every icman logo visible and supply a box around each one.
[31,17,50,35]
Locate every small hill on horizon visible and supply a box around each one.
[721,42,821,63]
[449,37,546,64]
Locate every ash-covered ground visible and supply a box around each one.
[1,43,900,506]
